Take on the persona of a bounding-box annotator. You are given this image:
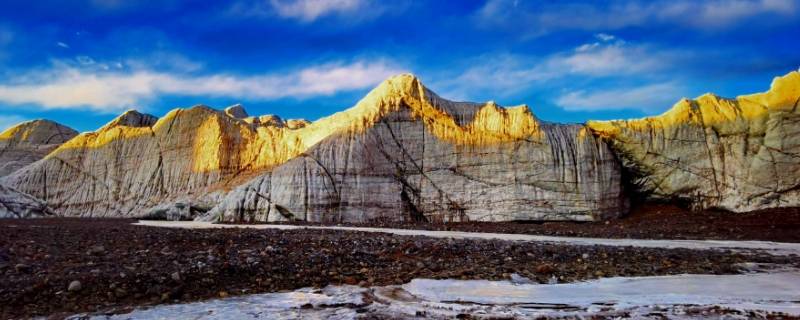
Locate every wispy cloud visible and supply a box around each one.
[428,35,692,112]
[230,0,390,22]
[0,60,404,112]
[555,82,684,112]
[0,114,27,132]
[477,0,797,35]
[270,0,363,21]
[435,36,676,101]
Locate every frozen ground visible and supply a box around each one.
[136,220,800,256]
[82,270,800,319]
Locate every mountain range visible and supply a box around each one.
[1,71,798,222]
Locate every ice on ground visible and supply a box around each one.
[80,271,800,319]
[136,220,800,256]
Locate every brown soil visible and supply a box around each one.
[1,218,796,319]
[264,204,800,243]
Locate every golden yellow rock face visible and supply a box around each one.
[1,120,73,142]
[0,119,78,177]
[587,71,800,212]
[589,71,800,139]
[50,74,549,175]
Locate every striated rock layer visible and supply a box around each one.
[2,75,627,221]
[0,184,53,218]
[588,71,800,212]
[206,75,627,222]
[0,120,78,177]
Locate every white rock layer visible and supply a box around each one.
[589,71,800,212]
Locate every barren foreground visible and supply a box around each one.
[2,216,799,319]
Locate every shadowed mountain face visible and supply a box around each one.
[589,71,800,212]
[1,72,799,221]
[0,120,78,177]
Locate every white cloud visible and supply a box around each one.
[428,36,692,112]
[0,60,404,112]
[595,33,615,42]
[435,39,674,101]
[555,82,684,112]
[76,56,95,65]
[56,42,70,49]
[230,0,389,22]
[0,115,27,132]
[560,43,661,76]
[658,0,796,27]
[476,0,797,35]
[270,0,364,21]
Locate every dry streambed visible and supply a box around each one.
[1,219,799,319]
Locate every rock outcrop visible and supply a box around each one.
[205,75,627,223]
[224,104,249,119]
[0,184,53,218]
[2,74,627,221]
[0,120,78,177]
[1,105,308,218]
[588,71,800,212]
[6,71,797,221]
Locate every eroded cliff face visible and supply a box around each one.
[12,72,795,220]
[0,184,53,218]
[1,74,628,221]
[0,107,322,217]
[206,75,627,223]
[0,120,78,177]
[588,71,800,212]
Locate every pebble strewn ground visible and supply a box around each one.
[265,204,800,243]
[1,218,798,318]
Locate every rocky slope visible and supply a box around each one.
[0,120,78,177]
[588,71,800,212]
[206,75,626,222]
[0,184,53,218]
[1,75,627,221]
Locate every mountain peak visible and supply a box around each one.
[100,110,158,131]
[0,119,78,144]
[224,104,249,119]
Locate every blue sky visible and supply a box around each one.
[0,0,798,132]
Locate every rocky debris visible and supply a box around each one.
[0,119,77,177]
[144,201,213,221]
[0,184,54,218]
[14,263,30,273]
[224,104,248,119]
[68,280,82,292]
[588,71,800,212]
[87,245,106,255]
[2,218,795,319]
